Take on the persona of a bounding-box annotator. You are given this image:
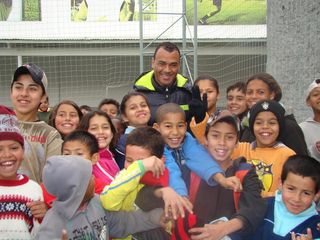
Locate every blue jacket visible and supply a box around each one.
[249,197,320,240]
[164,132,223,196]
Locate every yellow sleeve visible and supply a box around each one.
[189,114,209,145]
[100,160,145,210]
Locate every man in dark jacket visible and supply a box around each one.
[133,42,192,125]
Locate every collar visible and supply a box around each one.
[250,141,284,150]
[0,174,28,186]
[152,75,177,94]
[305,117,320,124]
[125,126,136,134]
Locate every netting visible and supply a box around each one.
[0,0,266,109]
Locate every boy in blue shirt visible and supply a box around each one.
[250,155,320,240]
[153,103,241,197]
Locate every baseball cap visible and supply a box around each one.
[306,79,320,100]
[206,110,240,135]
[12,63,48,94]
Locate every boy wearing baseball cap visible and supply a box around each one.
[189,110,266,240]
[299,79,320,162]
[0,105,44,239]
[10,63,63,183]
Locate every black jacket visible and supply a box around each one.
[193,158,267,238]
[133,70,192,125]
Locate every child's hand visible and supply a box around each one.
[26,200,47,219]
[158,187,193,220]
[315,141,320,152]
[215,174,243,192]
[189,223,227,240]
[142,156,165,178]
[61,229,68,240]
[291,228,313,240]
[159,211,173,229]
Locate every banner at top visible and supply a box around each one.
[0,0,266,40]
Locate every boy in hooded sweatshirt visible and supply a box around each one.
[36,155,164,240]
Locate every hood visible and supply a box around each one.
[42,155,92,219]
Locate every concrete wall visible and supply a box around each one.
[267,1,320,123]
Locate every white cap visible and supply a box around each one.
[306,79,320,99]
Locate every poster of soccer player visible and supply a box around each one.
[0,0,41,21]
[71,0,157,22]
[186,0,266,25]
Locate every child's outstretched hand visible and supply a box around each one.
[142,156,165,179]
[214,173,242,192]
[156,187,193,220]
[26,200,47,220]
[189,222,226,240]
[291,228,313,240]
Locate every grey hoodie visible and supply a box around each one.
[36,155,162,240]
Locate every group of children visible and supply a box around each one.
[1,62,320,240]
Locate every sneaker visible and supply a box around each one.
[198,19,207,25]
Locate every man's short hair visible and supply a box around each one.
[281,155,320,192]
[63,130,99,156]
[153,42,181,59]
[126,126,165,158]
[155,103,186,124]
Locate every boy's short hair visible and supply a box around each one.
[281,155,320,192]
[63,130,99,156]
[249,100,285,139]
[205,110,240,138]
[126,127,165,158]
[11,63,48,95]
[155,103,186,124]
[0,105,24,146]
[226,81,246,94]
[98,98,120,111]
[79,105,92,112]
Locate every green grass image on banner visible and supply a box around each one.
[23,0,41,21]
[71,0,157,22]
[186,0,266,25]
